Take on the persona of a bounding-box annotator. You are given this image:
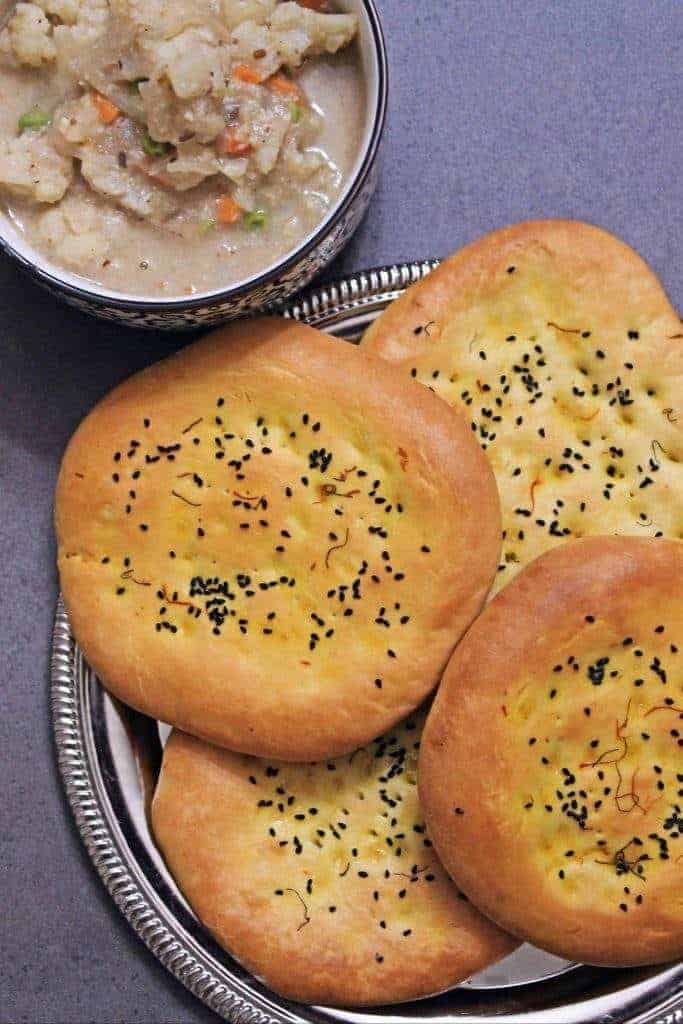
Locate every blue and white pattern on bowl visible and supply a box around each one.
[0,0,387,331]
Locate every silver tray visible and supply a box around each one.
[51,262,683,1024]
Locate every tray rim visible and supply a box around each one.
[50,262,683,1024]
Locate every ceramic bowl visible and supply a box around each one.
[0,0,387,330]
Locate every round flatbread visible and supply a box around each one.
[152,712,517,1007]
[55,318,500,760]
[420,537,683,967]
[362,220,683,595]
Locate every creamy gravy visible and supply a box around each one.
[0,1,365,297]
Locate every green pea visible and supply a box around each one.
[127,78,148,95]
[244,209,267,230]
[290,102,302,124]
[198,217,216,235]
[142,131,171,158]
[18,106,51,132]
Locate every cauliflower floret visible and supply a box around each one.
[56,94,105,145]
[0,133,72,202]
[122,0,226,39]
[244,100,291,175]
[141,26,226,100]
[164,141,219,190]
[35,0,80,24]
[37,195,125,268]
[220,0,276,31]
[2,3,56,67]
[217,154,248,182]
[79,143,176,219]
[139,78,224,144]
[228,21,280,79]
[270,3,357,60]
[53,0,109,69]
[228,4,356,76]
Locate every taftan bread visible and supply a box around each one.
[362,220,683,594]
[420,537,683,967]
[55,318,500,761]
[152,712,517,1007]
[362,221,683,964]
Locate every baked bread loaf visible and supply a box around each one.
[420,537,683,966]
[55,318,500,760]
[152,714,517,1006]
[362,220,683,594]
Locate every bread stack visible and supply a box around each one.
[56,221,683,1006]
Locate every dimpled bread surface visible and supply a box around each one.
[420,537,683,967]
[55,318,501,761]
[152,714,517,1007]
[362,220,683,591]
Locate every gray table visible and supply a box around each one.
[2,2,681,1022]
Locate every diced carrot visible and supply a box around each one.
[92,92,120,124]
[216,126,253,157]
[232,64,262,85]
[216,195,242,225]
[298,0,329,9]
[267,73,302,100]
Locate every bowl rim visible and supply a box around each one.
[0,0,388,312]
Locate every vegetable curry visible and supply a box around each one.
[0,0,365,295]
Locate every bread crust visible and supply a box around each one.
[362,219,683,595]
[420,536,683,966]
[55,317,500,760]
[152,723,517,1007]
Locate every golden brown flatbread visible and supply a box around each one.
[420,537,683,967]
[55,318,500,760]
[362,220,683,594]
[152,713,517,1006]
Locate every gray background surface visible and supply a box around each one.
[1,1,681,1021]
